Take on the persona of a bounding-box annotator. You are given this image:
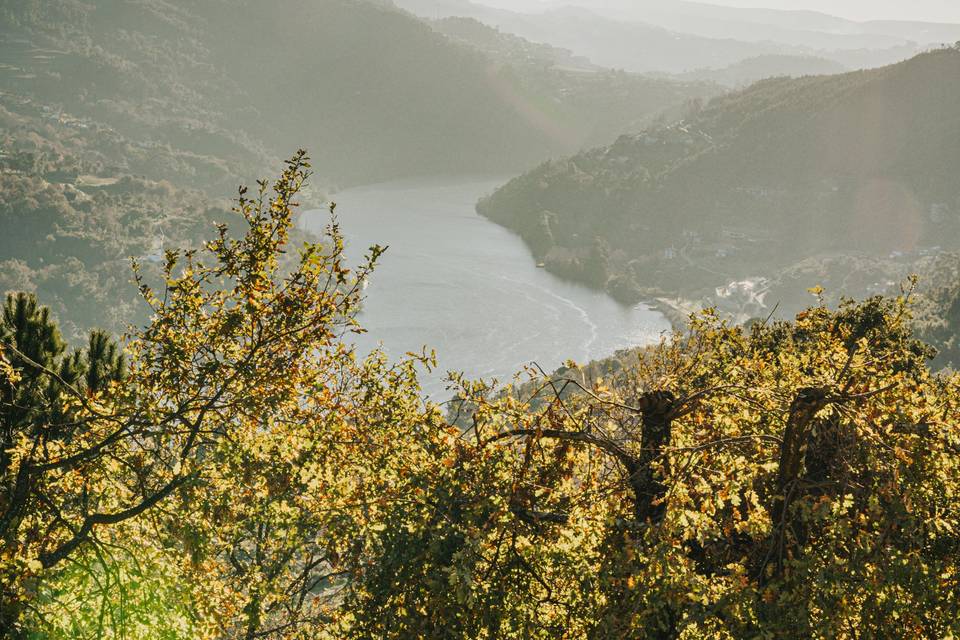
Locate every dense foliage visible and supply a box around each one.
[0,153,439,637]
[369,291,959,638]
[0,163,236,338]
[1,156,957,638]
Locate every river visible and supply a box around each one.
[301,177,670,398]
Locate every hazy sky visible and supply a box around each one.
[482,0,960,24]
[701,0,960,23]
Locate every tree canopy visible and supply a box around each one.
[2,154,958,639]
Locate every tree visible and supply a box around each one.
[1,293,126,632]
[913,252,960,369]
[349,295,960,638]
[583,237,611,289]
[0,151,437,638]
[4,151,958,639]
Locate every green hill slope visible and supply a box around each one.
[478,48,960,315]
[675,54,848,87]
[429,16,717,149]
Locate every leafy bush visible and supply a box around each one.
[3,155,957,639]
[350,296,960,638]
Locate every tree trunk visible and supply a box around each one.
[766,386,831,578]
[630,391,676,524]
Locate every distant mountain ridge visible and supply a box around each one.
[527,0,960,49]
[476,48,960,315]
[393,0,958,74]
[427,16,717,146]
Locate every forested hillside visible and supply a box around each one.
[0,95,245,339]
[1,0,712,187]
[0,0,712,336]
[478,48,960,317]
[674,54,847,88]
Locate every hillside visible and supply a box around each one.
[675,54,847,87]
[429,17,718,146]
[477,48,960,316]
[0,0,714,336]
[0,1,270,193]
[1,0,713,188]
[430,16,598,71]
[2,0,539,187]
[0,99,240,338]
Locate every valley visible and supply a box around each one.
[301,177,669,396]
[2,1,960,637]
[476,48,960,327]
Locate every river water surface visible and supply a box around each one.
[301,177,669,397]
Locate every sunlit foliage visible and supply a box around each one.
[3,154,958,639]
[354,293,960,638]
[1,152,438,638]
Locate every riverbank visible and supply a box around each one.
[299,177,670,396]
[648,297,703,332]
